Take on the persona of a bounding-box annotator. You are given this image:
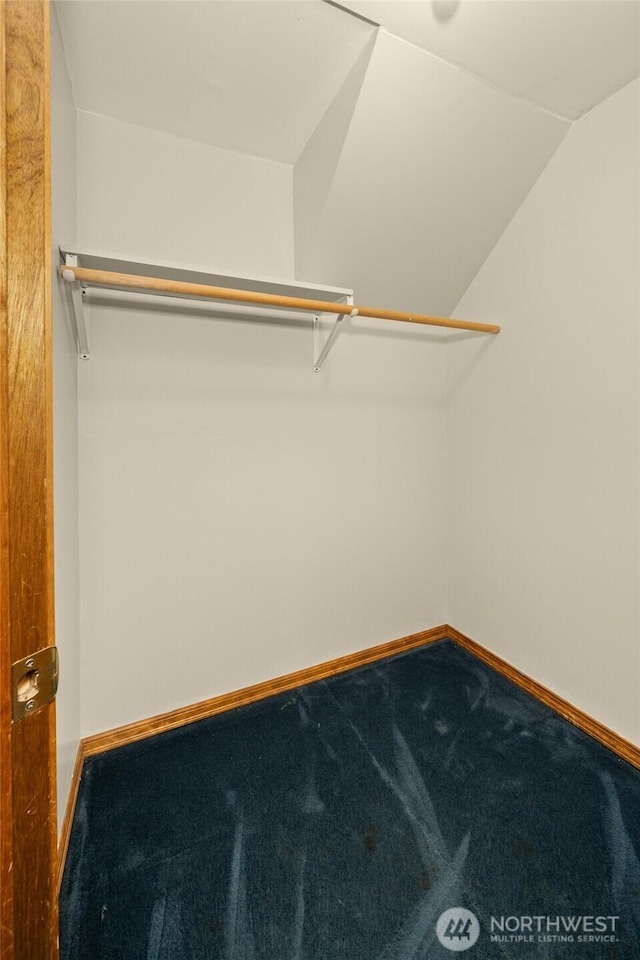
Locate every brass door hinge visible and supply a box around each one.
[12,647,59,721]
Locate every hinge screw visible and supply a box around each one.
[25,659,35,669]
[25,701,36,712]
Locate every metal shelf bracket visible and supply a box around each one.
[313,295,355,372]
[62,253,90,359]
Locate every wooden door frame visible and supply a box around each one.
[0,1,58,958]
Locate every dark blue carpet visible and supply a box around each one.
[60,638,640,959]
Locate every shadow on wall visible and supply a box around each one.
[86,293,464,346]
[446,335,497,400]
[432,0,461,24]
[87,293,315,332]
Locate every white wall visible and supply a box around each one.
[448,79,640,743]
[73,59,639,746]
[77,113,447,735]
[51,6,80,828]
[76,110,294,277]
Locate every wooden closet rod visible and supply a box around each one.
[60,266,500,334]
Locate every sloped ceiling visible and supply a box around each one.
[55,0,639,313]
[55,0,376,164]
[294,28,568,316]
[333,1,640,122]
[56,0,640,164]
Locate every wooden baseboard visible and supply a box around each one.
[57,742,84,895]
[62,626,448,884]
[79,622,640,768]
[446,625,640,771]
[81,624,449,757]
[60,623,640,888]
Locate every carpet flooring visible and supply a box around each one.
[60,638,640,959]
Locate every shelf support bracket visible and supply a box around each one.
[62,253,90,359]
[313,295,354,372]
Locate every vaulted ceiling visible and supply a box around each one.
[55,0,640,313]
[56,0,640,164]
[55,0,376,164]
[333,0,640,121]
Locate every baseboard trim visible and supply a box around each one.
[60,623,640,889]
[57,742,84,895]
[447,625,640,771]
[81,624,449,758]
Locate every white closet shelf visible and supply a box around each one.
[59,249,499,370]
